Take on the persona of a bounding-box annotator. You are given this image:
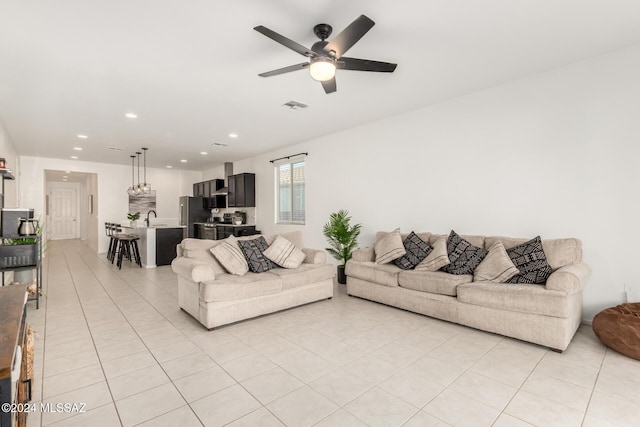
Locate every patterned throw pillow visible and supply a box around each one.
[374,228,406,264]
[505,236,553,284]
[263,236,306,269]
[394,232,433,270]
[440,230,488,275]
[238,236,277,273]
[474,241,519,283]
[210,235,249,276]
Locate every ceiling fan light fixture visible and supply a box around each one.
[309,57,336,82]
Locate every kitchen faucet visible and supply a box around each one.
[145,210,157,227]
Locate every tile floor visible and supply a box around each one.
[21,239,640,426]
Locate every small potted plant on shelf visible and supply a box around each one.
[323,209,362,284]
[127,212,140,228]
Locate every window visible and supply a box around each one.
[276,160,305,224]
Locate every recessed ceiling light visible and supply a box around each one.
[64,170,71,174]
[125,113,138,119]
[180,159,187,163]
[70,156,78,159]
[166,165,173,169]
[200,152,208,155]
[77,134,88,139]
[73,147,83,151]
[228,133,238,138]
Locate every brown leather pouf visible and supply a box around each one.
[592,302,640,360]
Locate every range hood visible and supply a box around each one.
[212,162,233,195]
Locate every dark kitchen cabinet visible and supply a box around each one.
[155,228,185,266]
[205,179,226,209]
[193,182,205,197]
[216,225,257,239]
[228,173,255,207]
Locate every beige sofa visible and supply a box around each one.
[171,231,334,329]
[346,231,590,351]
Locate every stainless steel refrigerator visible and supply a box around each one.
[179,196,209,238]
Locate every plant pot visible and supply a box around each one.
[337,265,347,285]
[130,220,137,228]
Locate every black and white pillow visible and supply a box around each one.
[505,236,553,284]
[237,236,277,273]
[440,230,488,275]
[394,231,433,270]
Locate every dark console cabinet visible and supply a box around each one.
[228,173,255,207]
[155,228,185,266]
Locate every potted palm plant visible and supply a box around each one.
[323,209,362,284]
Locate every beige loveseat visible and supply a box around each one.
[346,231,590,351]
[171,231,334,329]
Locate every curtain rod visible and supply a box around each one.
[269,152,308,163]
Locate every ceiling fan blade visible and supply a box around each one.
[258,62,309,77]
[321,77,337,94]
[337,57,397,73]
[323,15,375,58]
[254,26,317,57]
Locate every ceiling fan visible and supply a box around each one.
[254,15,397,94]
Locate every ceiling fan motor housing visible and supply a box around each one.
[313,23,333,41]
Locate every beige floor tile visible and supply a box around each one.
[522,372,592,412]
[533,355,599,389]
[505,390,584,427]
[241,367,304,404]
[448,371,518,411]
[423,389,500,427]
[101,351,158,379]
[267,386,338,427]
[135,405,203,427]
[41,381,112,425]
[370,342,423,369]
[115,383,186,427]
[173,365,237,403]
[95,338,147,362]
[586,391,640,427]
[344,387,418,427]
[404,355,466,387]
[43,364,105,398]
[403,410,452,427]
[280,353,338,383]
[221,352,278,382]
[342,355,398,384]
[149,339,201,363]
[45,403,121,427]
[203,338,255,364]
[492,413,536,427]
[226,407,286,427]
[309,368,374,406]
[160,351,217,380]
[378,368,446,408]
[43,349,100,377]
[107,364,170,400]
[313,409,369,427]
[191,384,261,427]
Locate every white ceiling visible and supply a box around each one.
[1,1,640,171]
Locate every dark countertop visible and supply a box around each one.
[194,223,255,227]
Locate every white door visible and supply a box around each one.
[50,188,78,239]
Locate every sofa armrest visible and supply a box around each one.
[302,248,326,264]
[171,257,216,283]
[352,247,375,262]
[545,263,591,294]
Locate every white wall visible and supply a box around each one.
[20,156,202,252]
[228,45,640,321]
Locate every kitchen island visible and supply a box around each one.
[121,224,185,268]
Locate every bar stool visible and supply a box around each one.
[116,234,142,269]
[105,223,120,263]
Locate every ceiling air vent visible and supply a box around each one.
[107,147,124,151]
[212,142,228,147]
[282,100,309,111]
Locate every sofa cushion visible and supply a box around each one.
[260,230,305,249]
[238,236,277,273]
[398,270,472,296]
[440,230,488,275]
[485,236,582,269]
[394,232,433,270]
[210,236,249,276]
[474,241,519,283]
[375,228,406,264]
[415,237,450,271]
[199,272,282,302]
[457,281,570,318]
[269,264,335,290]
[345,261,401,287]
[505,236,553,284]
[264,236,306,269]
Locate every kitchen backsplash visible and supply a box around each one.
[211,207,256,225]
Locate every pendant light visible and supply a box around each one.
[134,152,143,195]
[127,155,137,196]
[141,147,151,194]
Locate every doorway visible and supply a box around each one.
[47,182,80,240]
